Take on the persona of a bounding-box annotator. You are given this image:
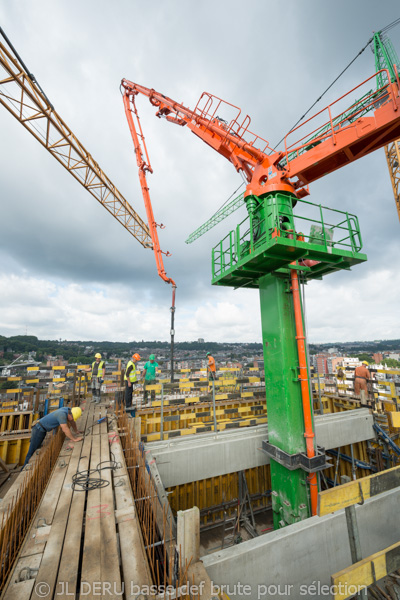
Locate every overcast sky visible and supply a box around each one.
[0,0,399,344]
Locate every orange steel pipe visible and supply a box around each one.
[290,268,318,516]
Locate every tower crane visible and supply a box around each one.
[0,27,177,379]
[121,49,400,526]
[185,26,400,242]
[372,28,400,221]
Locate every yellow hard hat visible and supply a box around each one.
[71,407,82,421]
[362,360,369,365]
[95,353,102,359]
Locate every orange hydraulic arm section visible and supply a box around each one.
[122,90,175,288]
[121,84,177,382]
[121,68,400,204]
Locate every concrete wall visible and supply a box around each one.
[202,487,400,600]
[148,410,373,487]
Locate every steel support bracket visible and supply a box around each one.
[261,440,331,472]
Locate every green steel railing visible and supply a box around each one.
[212,198,363,279]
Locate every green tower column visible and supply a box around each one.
[210,188,367,529]
[259,273,311,528]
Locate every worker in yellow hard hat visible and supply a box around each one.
[23,406,83,467]
[124,353,141,411]
[83,352,106,404]
[354,360,371,403]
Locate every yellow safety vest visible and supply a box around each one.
[92,361,105,378]
[124,360,137,383]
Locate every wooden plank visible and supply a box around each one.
[108,426,153,594]
[318,463,400,516]
[29,427,86,600]
[0,468,31,517]
[56,407,94,598]
[99,417,122,595]
[1,457,11,472]
[331,540,400,600]
[81,406,102,597]
[20,453,72,558]
[2,579,35,600]
[3,552,43,600]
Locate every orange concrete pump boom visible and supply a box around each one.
[121,89,176,288]
[121,68,400,206]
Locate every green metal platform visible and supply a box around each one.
[212,193,367,288]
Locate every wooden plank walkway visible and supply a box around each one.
[2,402,153,600]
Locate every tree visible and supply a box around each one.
[384,358,400,368]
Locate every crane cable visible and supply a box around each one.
[271,17,400,151]
[0,26,54,110]
[210,18,400,216]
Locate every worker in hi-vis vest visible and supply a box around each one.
[124,353,141,409]
[83,353,105,403]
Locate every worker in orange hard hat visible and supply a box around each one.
[23,406,83,468]
[206,352,217,382]
[354,360,372,404]
[124,353,141,411]
[83,352,106,404]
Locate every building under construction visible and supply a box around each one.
[2,20,400,600]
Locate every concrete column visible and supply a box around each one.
[177,506,200,569]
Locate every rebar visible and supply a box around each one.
[0,429,63,593]
[116,406,198,598]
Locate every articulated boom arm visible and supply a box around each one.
[121,79,273,185]
[122,69,400,207]
[121,84,175,287]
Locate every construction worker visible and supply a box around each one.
[83,353,105,403]
[142,354,159,405]
[23,407,83,467]
[206,352,217,381]
[354,360,371,404]
[336,366,346,395]
[124,353,141,410]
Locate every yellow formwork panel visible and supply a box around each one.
[167,465,271,526]
[0,438,29,465]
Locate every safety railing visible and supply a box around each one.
[283,68,399,166]
[194,91,271,154]
[212,197,363,280]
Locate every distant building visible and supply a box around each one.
[389,353,400,361]
[198,338,205,343]
[373,353,383,364]
[313,353,329,374]
[47,359,68,367]
[328,356,343,373]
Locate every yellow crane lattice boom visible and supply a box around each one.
[385,140,400,222]
[0,36,152,248]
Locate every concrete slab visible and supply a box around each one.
[149,409,373,487]
[201,486,400,599]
